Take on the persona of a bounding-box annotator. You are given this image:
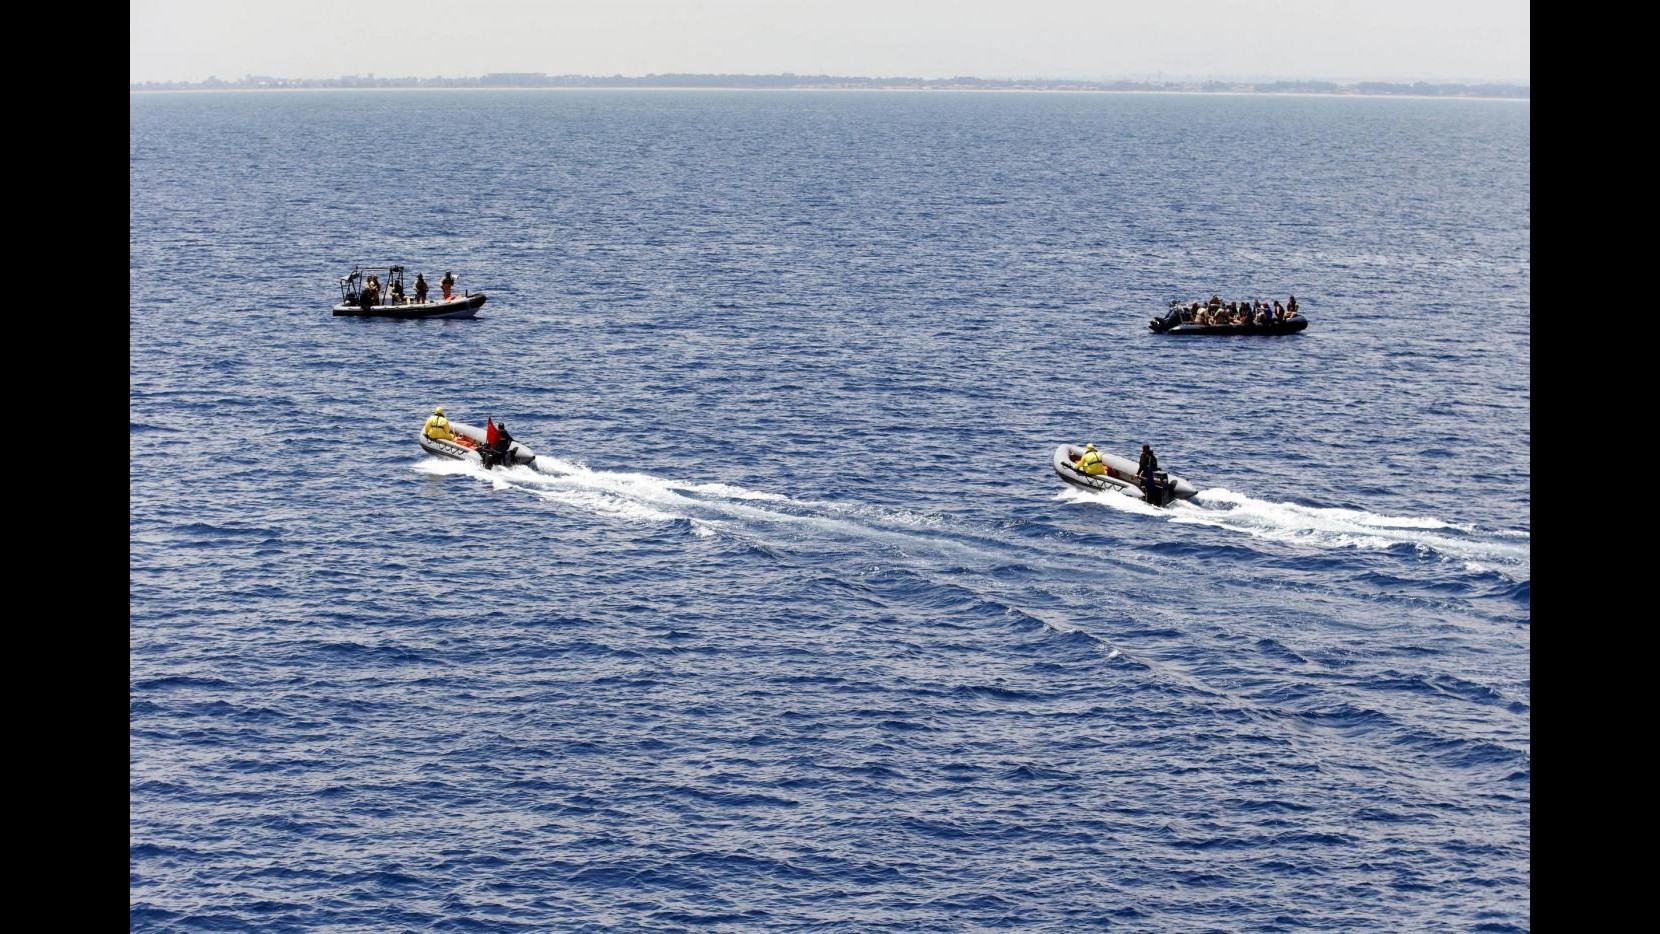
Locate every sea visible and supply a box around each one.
[130,89,1529,930]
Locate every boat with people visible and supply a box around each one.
[1152,316,1308,335]
[1053,443,1197,506]
[1150,295,1307,335]
[333,265,486,318]
[418,407,537,469]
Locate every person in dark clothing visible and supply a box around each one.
[492,421,514,465]
[478,420,515,470]
[358,274,379,310]
[476,418,507,470]
[414,273,428,303]
[1138,444,1166,504]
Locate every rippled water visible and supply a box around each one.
[131,90,1529,929]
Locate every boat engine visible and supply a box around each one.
[1147,471,1174,507]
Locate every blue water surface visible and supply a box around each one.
[131,90,1529,930]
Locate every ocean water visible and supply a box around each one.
[130,90,1529,930]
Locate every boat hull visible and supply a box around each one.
[1052,444,1197,505]
[419,421,537,467]
[335,293,486,319]
[1150,315,1307,335]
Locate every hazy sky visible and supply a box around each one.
[130,0,1530,85]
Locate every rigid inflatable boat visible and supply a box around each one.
[1053,444,1197,506]
[333,265,486,319]
[335,293,485,319]
[419,421,538,468]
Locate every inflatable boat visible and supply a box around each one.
[1149,316,1307,335]
[419,421,538,468]
[333,265,486,318]
[1149,302,1308,335]
[334,293,486,319]
[1053,444,1197,506]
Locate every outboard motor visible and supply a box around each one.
[1147,470,1173,507]
[1152,304,1182,331]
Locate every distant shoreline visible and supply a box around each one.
[128,73,1529,101]
[128,85,1530,103]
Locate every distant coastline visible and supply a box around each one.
[129,72,1529,100]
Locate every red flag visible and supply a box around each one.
[486,418,498,446]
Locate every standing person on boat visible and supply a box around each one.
[481,418,501,468]
[1077,443,1106,476]
[414,273,428,303]
[1138,444,1158,486]
[390,277,405,304]
[493,421,515,466]
[440,271,456,301]
[423,406,455,442]
[1138,444,1167,502]
[479,418,515,469]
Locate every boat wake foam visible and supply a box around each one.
[416,456,697,528]
[415,455,983,557]
[420,454,1530,588]
[1059,485,1529,576]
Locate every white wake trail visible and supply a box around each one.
[415,457,696,528]
[1060,484,1529,573]
[416,456,995,559]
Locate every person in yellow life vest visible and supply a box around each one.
[423,406,455,441]
[1077,442,1106,476]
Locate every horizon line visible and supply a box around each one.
[129,70,1531,90]
[128,86,1532,105]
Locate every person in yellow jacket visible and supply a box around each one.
[423,406,455,441]
[1077,443,1106,476]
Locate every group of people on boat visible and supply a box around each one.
[422,406,517,469]
[1075,442,1160,483]
[359,271,458,309]
[359,274,384,307]
[1156,294,1301,328]
[1076,442,1177,503]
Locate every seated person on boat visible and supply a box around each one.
[1077,443,1106,475]
[1165,294,1304,327]
[423,406,455,441]
[360,275,380,309]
